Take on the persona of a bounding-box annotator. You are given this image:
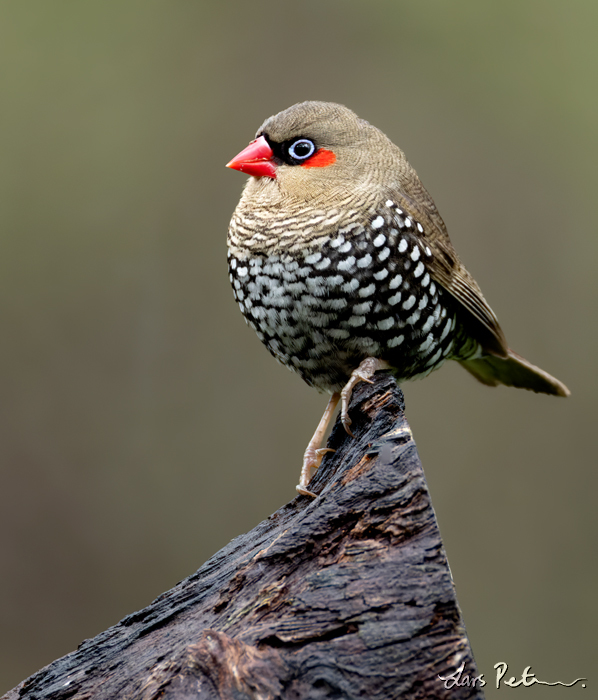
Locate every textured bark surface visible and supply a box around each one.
[4,373,484,700]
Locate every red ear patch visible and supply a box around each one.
[301,148,336,169]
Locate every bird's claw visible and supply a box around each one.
[296,484,317,498]
[340,357,389,437]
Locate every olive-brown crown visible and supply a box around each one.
[242,101,433,212]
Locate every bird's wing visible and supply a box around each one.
[396,191,509,358]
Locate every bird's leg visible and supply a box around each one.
[296,392,340,498]
[341,357,390,436]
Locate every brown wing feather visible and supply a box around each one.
[393,190,508,357]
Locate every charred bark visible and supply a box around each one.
[4,373,484,700]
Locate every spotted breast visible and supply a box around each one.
[228,199,475,393]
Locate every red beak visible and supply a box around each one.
[226,135,277,179]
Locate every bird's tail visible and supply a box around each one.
[459,349,570,397]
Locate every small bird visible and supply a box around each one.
[226,102,569,497]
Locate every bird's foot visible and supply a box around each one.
[296,393,340,498]
[296,447,335,498]
[340,357,390,436]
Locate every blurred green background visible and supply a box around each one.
[1,1,595,696]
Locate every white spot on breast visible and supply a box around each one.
[358,283,376,297]
[371,216,384,229]
[426,347,443,366]
[251,306,266,320]
[406,309,421,325]
[301,358,320,369]
[359,337,381,353]
[230,259,237,269]
[229,273,234,284]
[305,251,322,264]
[315,257,331,270]
[234,279,242,290]
[286,281,306,295]
[237,289,245,301]
[353,301,372,314]
[373,233,386,247]
[308,341,332,356]
[306,276,327,294]
[389,274,402,289]
[398,239,408,253]
[338,241,352,253]
[342,278,360,293]
[440,317,452,341]
[443,339,454,356]
[311,313,331,327]
[429,281,436,296]
[282,271,300,285]
[402,295,416,310]
[405,217,412,228]
[266,293,291,309]
[421,314,435,334]
[410,246,421,261]
[326,298,348,310]
[421,272,430,287]
[237,267,248,277]
[414,261,425,277]
[396,207,404,215]
[388,291,402,305]
[433,303,442,321]
[263,262,283,276]
[328,328,350,340]
[378,247,390,261]
[418,333,434,354]
[348,315,366,327]
[374,269,388,281]
[337,256,356,271]
[416,222,424,233]
[357,253,372,268]
[238,302,245,313]
[418,294,428,309]
[385,200,394,208]
[330,235,344,248]
[387,334,405,348]
[425,246,432,257]
[328,274,343,286]
[377,317,395,330]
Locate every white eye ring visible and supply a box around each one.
[288,138,316,161]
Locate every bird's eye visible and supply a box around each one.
[287,138,316,161]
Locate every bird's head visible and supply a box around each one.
[227,101,408,209]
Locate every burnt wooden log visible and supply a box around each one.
[3,373,484,700]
